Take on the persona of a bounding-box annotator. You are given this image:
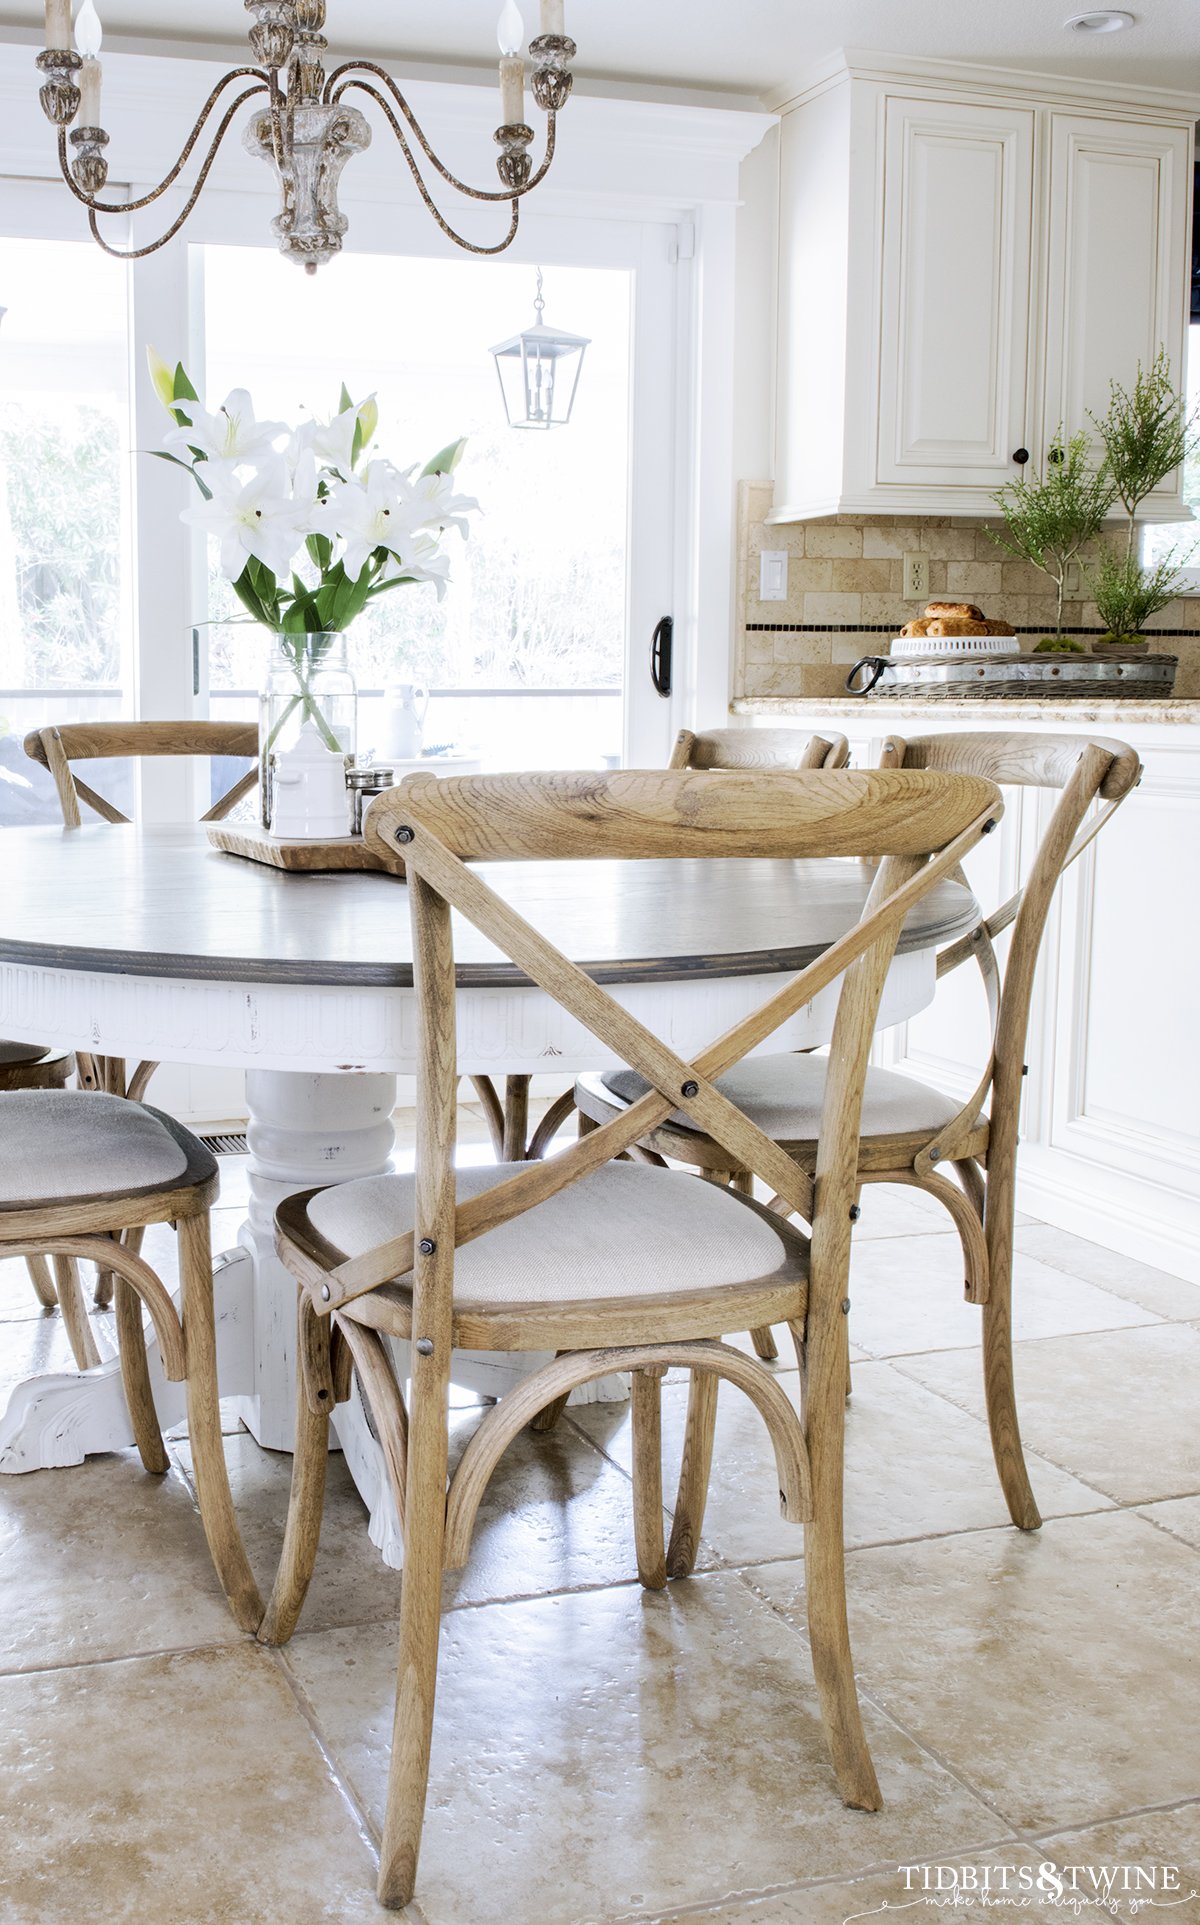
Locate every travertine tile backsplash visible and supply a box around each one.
[734,481,1200,700]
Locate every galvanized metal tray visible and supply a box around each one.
[846,652,1178,699]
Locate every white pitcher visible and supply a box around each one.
[269,723,351,841]
[382,682,430,761]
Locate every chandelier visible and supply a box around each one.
[34,0,576,273]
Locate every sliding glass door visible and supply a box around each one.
[1,183,681,823]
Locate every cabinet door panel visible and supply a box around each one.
[876,97,1034,489]
[1042,115,1191,510]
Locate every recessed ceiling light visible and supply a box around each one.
[1064,9,1135,30]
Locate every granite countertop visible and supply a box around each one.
[732,696,1200,726]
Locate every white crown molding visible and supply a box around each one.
[770,46,1200,120]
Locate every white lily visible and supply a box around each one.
[409,466,480,541]
[331,461,427,580]
[165,387,287,469]
[378,530,454,599]
[181,459,310,581]
[291,397,374,478]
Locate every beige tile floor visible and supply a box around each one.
[0,1104,1198,1924]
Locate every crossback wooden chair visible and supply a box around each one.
[20,719,259,1330]
[24,719,259,1104]
[464,728,853,1171]
[1,1044,79,1344]
[575,732,1141,1536]
[669,725,851,772]
[0,1089,261,1632]
[257,765,1001,1911]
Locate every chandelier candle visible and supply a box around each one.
[43,0,71,50]
[33,0,577,271]
[77,57,102,128]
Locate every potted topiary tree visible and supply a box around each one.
[1087,350,1198,653]
[986,431,1115,650]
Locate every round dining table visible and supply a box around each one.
[0,824,979,1565]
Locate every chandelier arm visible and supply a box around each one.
[332,81,522,255]
[78,87,275,261]
[53,69,270,216]
[326,61,557,202]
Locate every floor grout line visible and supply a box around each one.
[592,1832,1036,1925]
[266,1642,384,1865]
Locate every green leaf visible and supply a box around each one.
[339,383,355,416]
[173,362,200,404]
[146,449,215,502]
[422,436,467,477]
[306,532,333,572]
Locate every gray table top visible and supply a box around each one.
[0,825,979,990]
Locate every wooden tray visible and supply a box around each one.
[207,822,404,875]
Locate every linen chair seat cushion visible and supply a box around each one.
[599,1054,962,1143]
[0,1091,216,1206]
[307,1161,801,1305]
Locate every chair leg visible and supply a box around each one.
[724,1171,782,1363]
[793,1317,882,1812]
[630,1366,668,1590]
[981,1216,1041,1532]
[114,1271,169,1474]
[178,1212,263,1633]
[666,1368,718,1579]
[54,1255,103,1370]
[258,1305,332,1646]
[25,1253,58,1310]
[377,1359,452,1909]
[95,1224,145,1311]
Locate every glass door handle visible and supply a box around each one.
[650,615,673,698]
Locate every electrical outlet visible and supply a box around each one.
[903,551,930,600]
[759,550,788,602]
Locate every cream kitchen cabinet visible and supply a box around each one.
[769,54,1199,524]
[1040,112,1194,521]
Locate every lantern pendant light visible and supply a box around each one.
[489,269,590,429]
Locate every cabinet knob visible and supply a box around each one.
[1012,447,1030,465]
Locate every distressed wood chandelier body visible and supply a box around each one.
[35,0,576,272]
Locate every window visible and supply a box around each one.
[1141,320,1200,594]
[0,236,133,824]
[198,246,632,770]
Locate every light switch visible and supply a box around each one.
[759,550,788,602]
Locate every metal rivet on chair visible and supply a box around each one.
[395,825,415,844]
[848,1204,861,1221]
[419,1238,437,1256]
[841,1298,851,1314]
[929,1148,941,1162]
[981,818,998,835]
[320,1284,331,1302]
[681,1080,699,1099]
[415,1337,435,1356]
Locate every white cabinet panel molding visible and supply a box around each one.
[1040,114,1193,519]
[877,97,1034,488]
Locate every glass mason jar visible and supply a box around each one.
[259,631,357,830]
